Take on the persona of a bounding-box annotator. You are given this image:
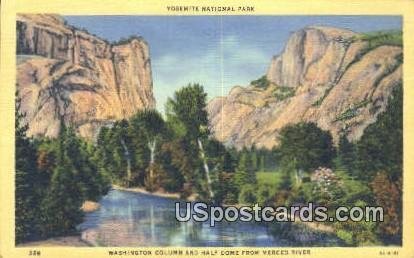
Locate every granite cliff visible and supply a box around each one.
[208,26,402,149]
[16,14,155,139]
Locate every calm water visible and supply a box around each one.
[78,189,339,247]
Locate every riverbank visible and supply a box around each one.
[112,185,198,201]
[112,185,180,199]
[81,189,338,246]
[18,200,99,247]
[18,235,91,247]
[113,185,334,233]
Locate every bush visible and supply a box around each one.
[370,172,402,244]
[333,100,370,122]
[354,85,402,181]
[297,182,314,203]
[251,75,270,89]
[358,30,402,49]
[213,172,239,205]
[336,230,353,246]
[334,201,380,246]
[273,86,295,101]
[238,185,257,204]
[302,176,311,183]
[112,35,145,45]
[278,122,335,172]
[256,184,275,205]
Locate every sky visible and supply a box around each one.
[64,15,402,113]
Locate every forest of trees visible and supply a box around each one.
[15,93,109,243]
[15,83,402,246]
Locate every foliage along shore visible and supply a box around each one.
[17,235,91,247]
[112,185,184,200]
[16,80,402,246]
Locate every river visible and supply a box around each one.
[78,189,340,247]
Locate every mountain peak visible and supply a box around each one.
[305,25,357,38]
[16,14,155,140]
[208,26,402,149]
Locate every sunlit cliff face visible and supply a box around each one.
[16,14,155,140]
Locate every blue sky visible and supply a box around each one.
[64,15,401,112]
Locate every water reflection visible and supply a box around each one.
[78,189,338,247]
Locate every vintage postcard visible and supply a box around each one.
[1,0,414,257]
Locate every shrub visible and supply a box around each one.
[370,172,402,244]
[333,99,370,122]
[355,85,402,181]
[334,201,380,246]
[238,185,257,204]
[256,184,275,205]
[213,172,239,205]
[358,30,402,49]
[273,86,295,101]
[336,230,353,246]
[250,75,270,89]
[278,122,335,172]
[112,35,145,45]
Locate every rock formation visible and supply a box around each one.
[208,26,402,149]
[16,14,155,139]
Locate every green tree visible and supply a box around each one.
[98,120,134,186]
[36,139,59,188]
[356,85,402,181]
[77,141,109,200]
[238,185,257,204]
[166,84,214,199]
[221,150,237,173]
[259,155,265,172]
[96,129,111,177]
[234,151,256,189]
[250,75,270,89]
[275,159,294,205]
[56,126,108,201]
[116,120,133,186]
[95,122,136,186]
[337,134,357,176]
[256,184,275,205]
[278,122,335,173]
[157,141,186,192]
[334,200,380,246]
[15,92,40,243]
[213,172,238,205]
[129,109,166,191]
[166,84,209,140]
[39,125,84,237]
[250,147,258,172]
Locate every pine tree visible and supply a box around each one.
[259,155,265,172]
[250,148,258,172]
[356,85,402,181]
[102,120,135,186]
[275,159,295,206]
[234,152,256,189]
[337,134,357,176]
[76,141,107,201]
[222,151,236,172]
[15,91,40,243]
[40,124,84,237]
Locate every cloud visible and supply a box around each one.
[152,34,270,112]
